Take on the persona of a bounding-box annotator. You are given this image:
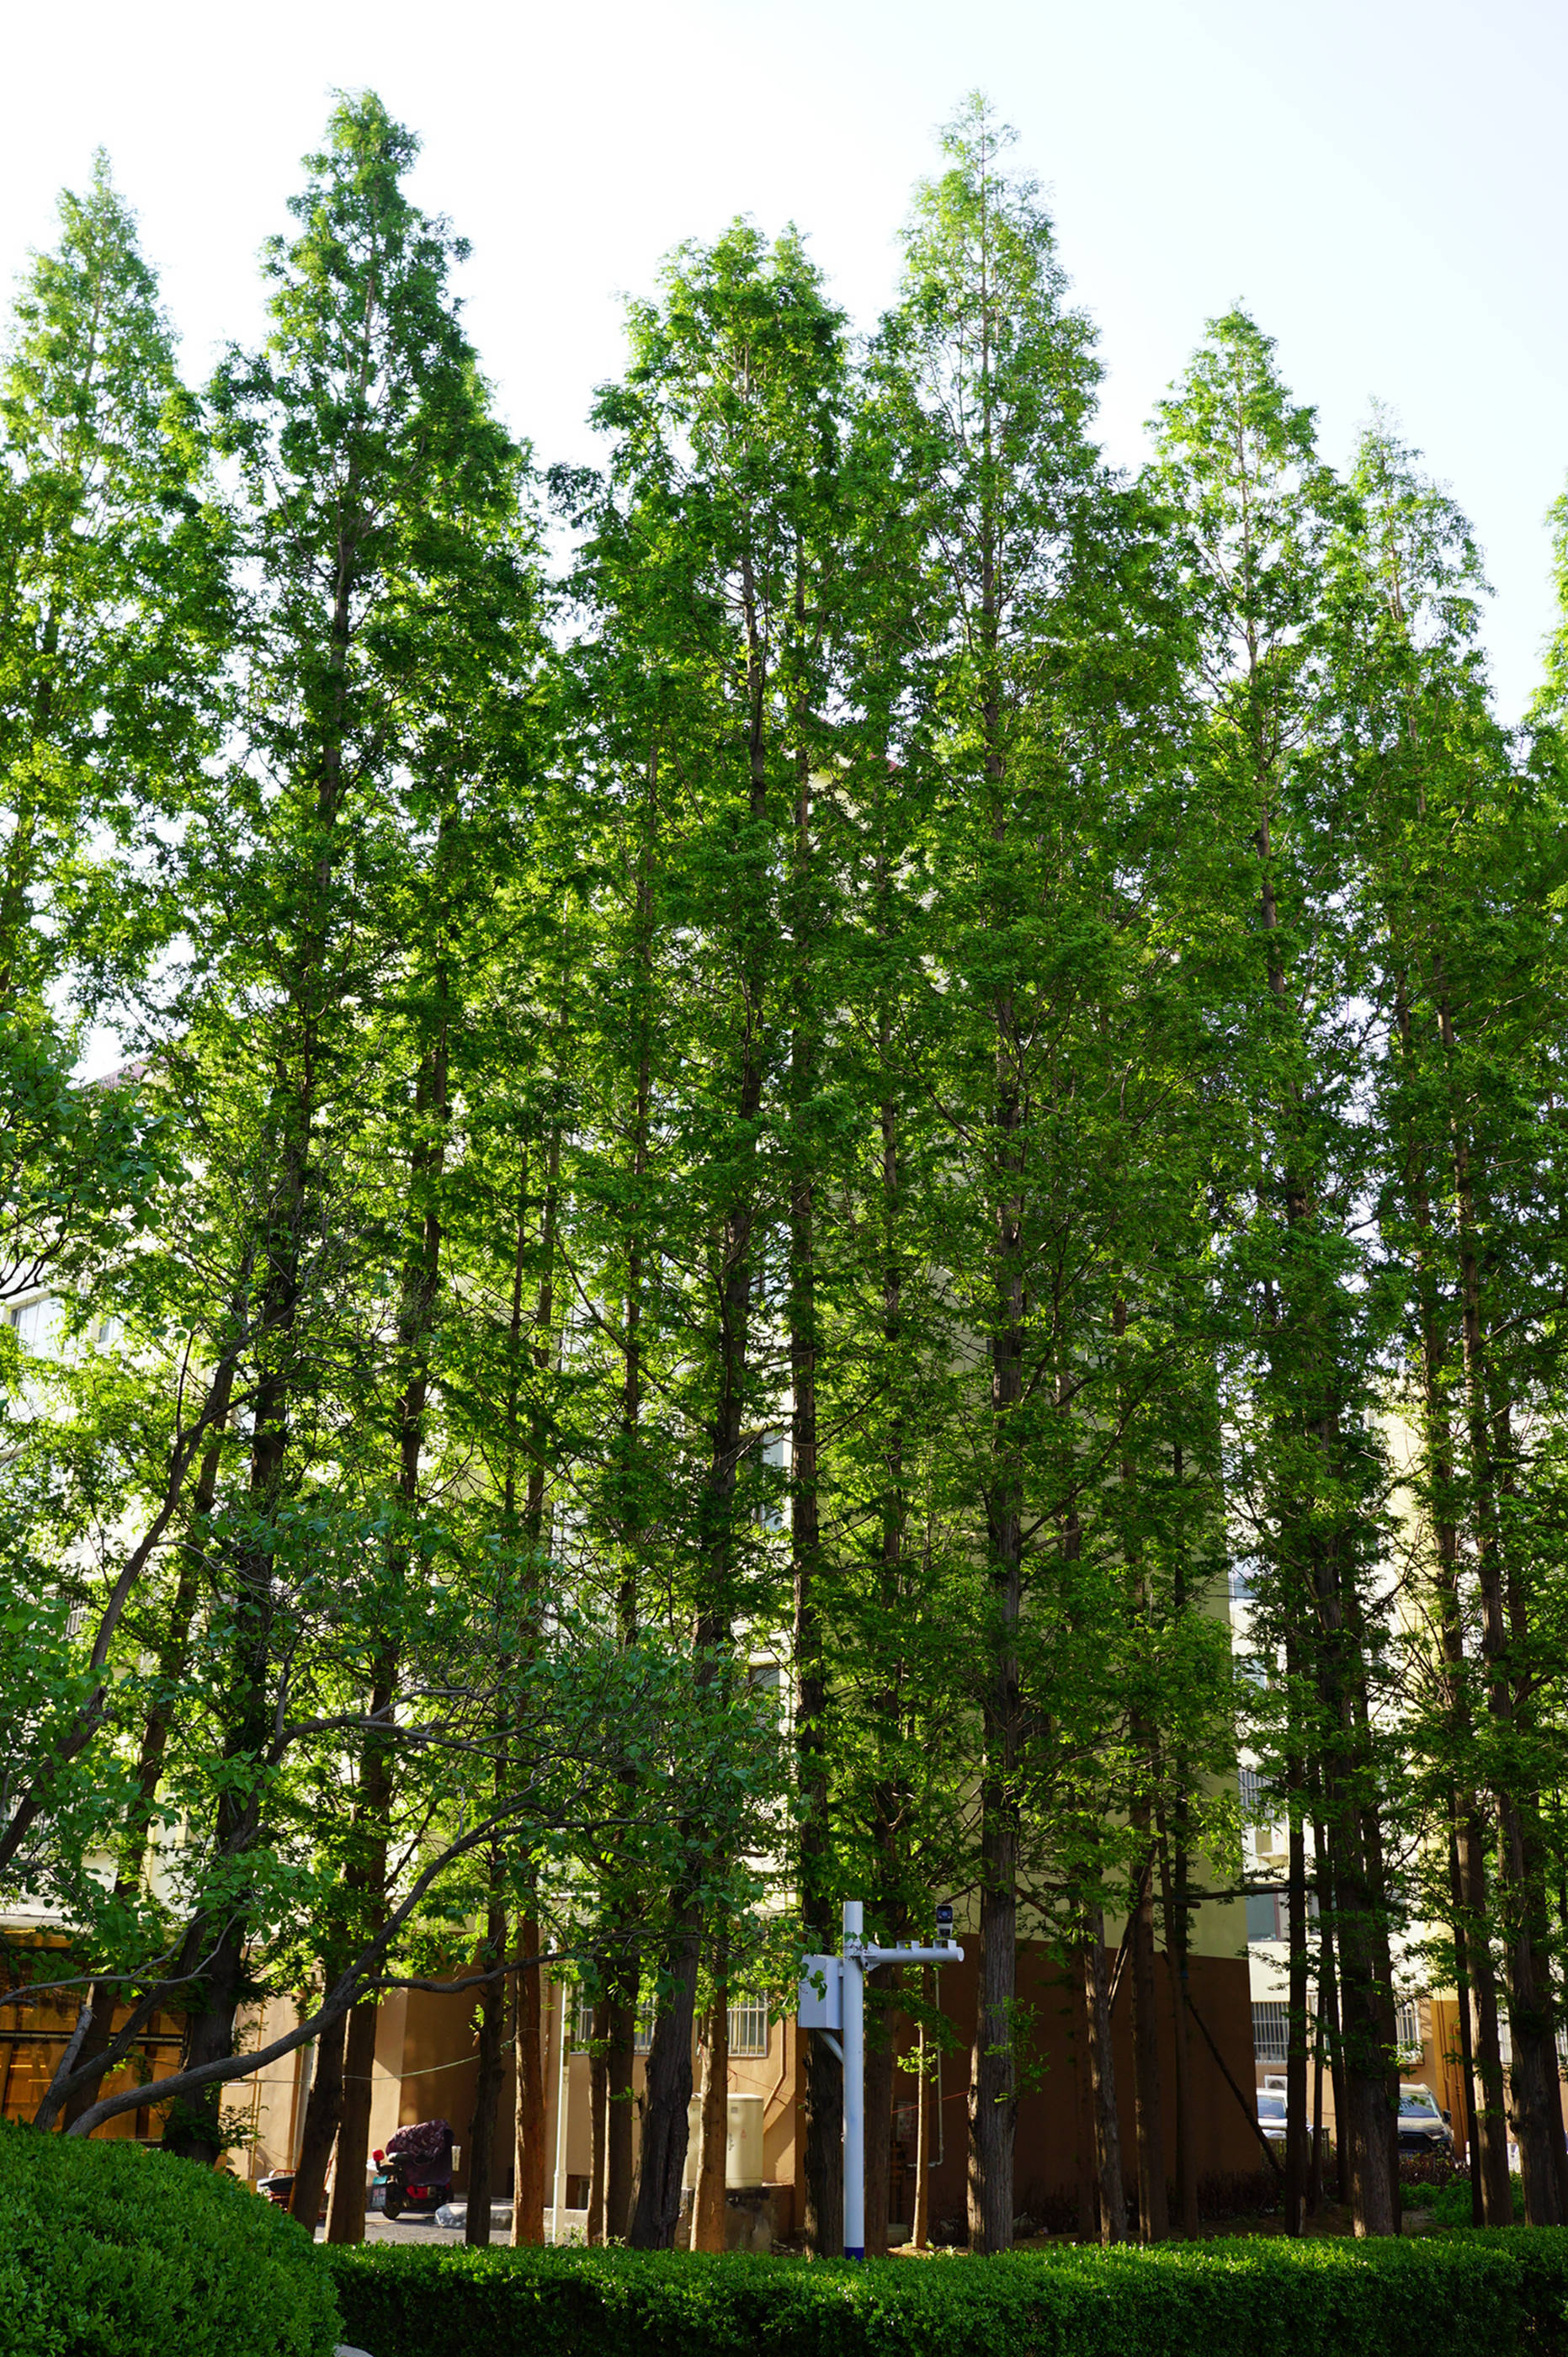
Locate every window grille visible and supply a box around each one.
[1396,1999,1421,2056]
[1240,1768,1262,1816]
[1253,2000,1289,2064]
[727,1995,770,2057]
[572,1993,656,2050]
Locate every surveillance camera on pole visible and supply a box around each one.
[797,1900,964,2260]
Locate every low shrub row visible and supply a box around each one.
[1425,2173,1526,2228]
[0,2122,338,2357]
[4,2120,1564,2357]
[324,2229,1568,2357]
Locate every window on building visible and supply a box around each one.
[572,1992,657,2049]
[571,1994,657,2051]
[757,1434,789,1531]
[1246,1892,1282,1944]
[1227,1567,1255,1603]
[1239,1767,1264,1816]
[727,1995,770,2058]
[8,1296,60,1356]
[747,1659,783,1724]
[1396,1999,1421,2057]
[1253,2000,1289,2064]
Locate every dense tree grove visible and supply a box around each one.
[5,90,1568,2248]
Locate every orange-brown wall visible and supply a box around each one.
[793,1944,1260,2233]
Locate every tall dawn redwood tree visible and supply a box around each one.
[572,220,849,2249]
[153,91,537,2171]
[1342,424,1568,2227]
[1154,314,1402,2238]
[0,153,226,1296]
[865,97,1182,2253]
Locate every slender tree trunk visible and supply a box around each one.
[1284,1775,1310,2235]
[465,1893,509,2245]
[1117,1346,1167,2248]
[1446,1824,1485,2227]
[629,1917,702,2249]
[790,754,842,2255]
[597,782,651,2250]
[912,1968,932,2252]
[632,587,768,2248]
[604,1971,636,2243]
[969,1062,1023,2255]
[1155,1816,1199,2238]
[1312,1820,1351,2207]
[160,1283,289,2168]
[864,1961,896,2257]
[1320,1807,1396,2237]
[288,2009,346,2227]
[802,2026,843,2257]
[1396,1035,1512,2225]
[1310,1991,1326,2215]
[1437,1007,1561,2224]
[587,1993,609,2245]
[1080,1914,1127,2244]
[162,488,368,2163]
[511,1917,546,2246]
[332,1022,452,2244]
[693,1977,730,2251]
[60,1391,233,2127]
[326,2002,377,2241]
[1127,1833,1167,2243]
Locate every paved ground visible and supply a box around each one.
[314,2215,456,2245]
[314,2207,589,2245]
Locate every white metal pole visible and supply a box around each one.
[550,1979,570,2243]
[842,1899,865,2260]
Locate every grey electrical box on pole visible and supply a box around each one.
[795,1899,963,2261]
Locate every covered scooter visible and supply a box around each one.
[370,2118,454,2220]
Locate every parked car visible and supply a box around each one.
[1257,2088,1287,2145]
[1398,2083,1454,2154]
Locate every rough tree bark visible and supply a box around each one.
[1080,1914,1127,2244]
[288,2010,346,2229]
[864,1962,897,2257]
[692,1979,731,2252]
[587,1992,609,2245]
[510,1918,546,2246]
[465,1892,510,2246]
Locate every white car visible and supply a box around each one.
[1257,2088,1287,2145]
[1398,2083,1454,2155]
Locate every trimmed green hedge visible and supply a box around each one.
[325,2231,1568,2357]
[0,2122,339,2357]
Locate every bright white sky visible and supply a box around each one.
[3,0,1564,718]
